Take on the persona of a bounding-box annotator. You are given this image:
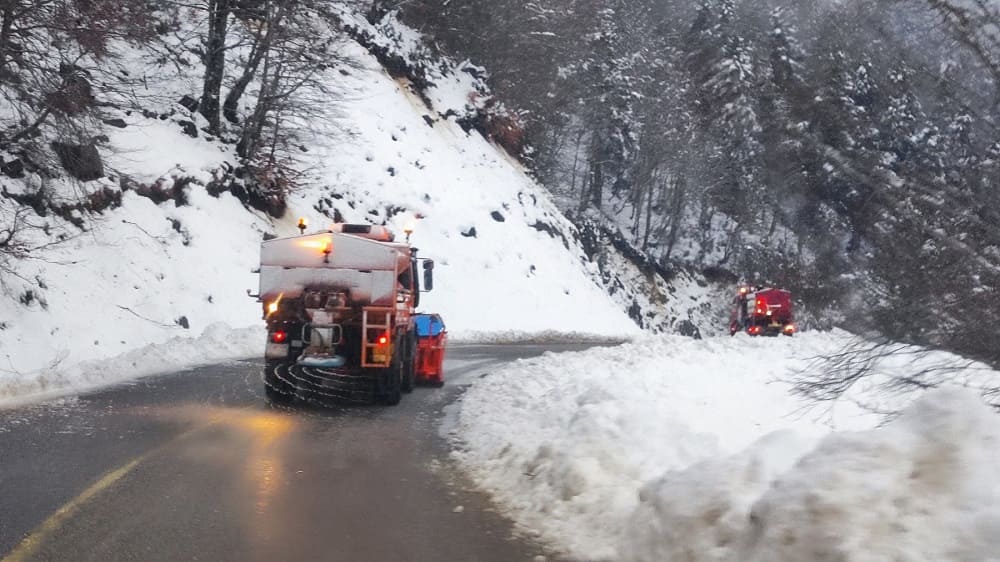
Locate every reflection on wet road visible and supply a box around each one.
[0,344,603,562]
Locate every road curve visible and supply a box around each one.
[0,343,594,562]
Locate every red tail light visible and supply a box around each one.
[271,330,288,344]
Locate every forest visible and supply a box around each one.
[380,0,1000,366]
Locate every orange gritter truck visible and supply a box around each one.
[253,222,435,405]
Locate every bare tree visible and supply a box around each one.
[0,0,151,149]
[0,202,34,291]
[199,0,232,134]
[788,336,997,415]
[222,3,287,124]
[232,0,347,215]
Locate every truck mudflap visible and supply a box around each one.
[265,342,290,359]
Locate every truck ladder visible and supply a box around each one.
[362,307,394,368]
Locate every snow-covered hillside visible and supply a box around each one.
[285,27,640,339]
[0,12,653,402]
[449,331,1000,561]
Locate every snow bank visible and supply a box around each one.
[731,388,1000,562]
[0,186,268,398]
[450,331,1000,560]
[0,323,261,407]
[449,331,631,345]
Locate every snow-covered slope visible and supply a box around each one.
[0,12,640,402]
[449,331,1000,560]
[284,37,639,339]
[575,217,731,336]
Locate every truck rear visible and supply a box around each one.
[729,285,795,337]
[255,223,434,404]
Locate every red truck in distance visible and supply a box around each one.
[730,285,795,337]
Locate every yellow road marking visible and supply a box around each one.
[2,457,144,562]
[1,423,208,562]
[1,406,293,562]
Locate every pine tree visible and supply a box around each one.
[576,0,640,211]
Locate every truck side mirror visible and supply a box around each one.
[423,260,434,292]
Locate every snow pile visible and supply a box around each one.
[729,389,1000,561]
[449,330,630,345]
[0,323,261,408]
[450,331,1000,560]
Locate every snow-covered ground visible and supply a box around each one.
[449,331,1000,561]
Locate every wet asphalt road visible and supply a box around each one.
[0,344,594,562]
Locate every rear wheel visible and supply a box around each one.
[402,331,416,394]
[381,347,403,406]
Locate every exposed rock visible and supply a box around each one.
[461,226,478,238]
[44,72,94,115]
[531,220,570,250]
[103,118,127,129]
[45,63,95,115]
[177,120,198,138]
[2,158,25,179]
[178,95,199,112]
[490,210,505,222]
[51,141,104,181]
[675,319,702,340]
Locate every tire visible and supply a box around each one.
[382,346,403,406]
[402,331,416,394]
[264,360,294,403]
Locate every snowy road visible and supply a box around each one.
[0,344,599,562]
